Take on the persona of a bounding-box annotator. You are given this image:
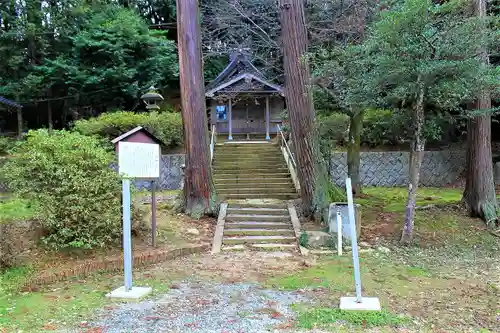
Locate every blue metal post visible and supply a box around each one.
[346,178,362,303]
[122,179,133,291]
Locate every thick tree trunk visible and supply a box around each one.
[16,106,23,139]
[177,0,215,217]
[462,0,497,226]
[347,110,363,196]
[47,88,53,131]
[47,101,53,130]
[280,0,326,216]
[401,79,425,244]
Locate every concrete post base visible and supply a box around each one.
[106,286,152,300]
[340,296,381,311]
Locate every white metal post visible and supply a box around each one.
[346,178,362,303]
[122,179,133,291]
[336,211,343,256]
[228,99,233,140]
[265,96,270,140]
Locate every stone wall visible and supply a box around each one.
[0,150,473,192]
[330,150,466,187]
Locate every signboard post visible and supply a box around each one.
[106,142,160,299]
[340,178,381,311]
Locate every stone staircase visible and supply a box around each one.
[221,202,298,252]
[212,141,301,252]
[213,142,298,200]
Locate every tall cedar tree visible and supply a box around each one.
[176,0,216,217]
[462,0,497,227]
[362,0,494,242]
[279,0,328,217]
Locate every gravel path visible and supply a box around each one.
[89,281,312,333]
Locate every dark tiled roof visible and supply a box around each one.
[205,53,282,97]
[0,96,22,108]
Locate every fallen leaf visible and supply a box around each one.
[86,328,103,333]
[270,311,282,319]
[41,324,57,330]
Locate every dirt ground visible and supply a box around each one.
[2,188,499,332]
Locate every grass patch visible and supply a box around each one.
[357,187,462,212]
[0,266,33,294]
[0,197,37,223]
[297,308,408,329]
[0,268,175,332]
[405,266,432,277]
[265,257,355,292]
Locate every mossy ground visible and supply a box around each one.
[268,187,499,332]
[1,187,498,332]
[0,196,37,223]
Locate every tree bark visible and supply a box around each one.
[280,0,326,216]
[47,86,53,131]
[177,0,215,217]
[462,0,497,226]
[401,78,425,244]
[16,106,23,139]
[347,110,364,196]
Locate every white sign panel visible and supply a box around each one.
[118,142,160,179]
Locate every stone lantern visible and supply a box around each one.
[140,86,164,110]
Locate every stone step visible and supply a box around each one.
[217,183,294,190]
[216,152,279,156]
[226,207,289,215]
[213,167,290,173]
[230,202,288,209]
[214,150,283,160]
[224,229,295,236]
[223,235,296,245]
[222,193,299,200]
[225,221,292,229]
[221,243,298,251]
[215,143,281,154]
[214,160,285,165]
[250,243,297,250]
[218,188,296,196]
[216,142,277,147]
[214,174,292,180]
[214,163,287,169]
[215,178,292,185]
[225,214,291,222]
[215,154,281,159]
[221,244,247,251]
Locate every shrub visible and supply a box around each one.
[361,109,409,147]
[1,129,123,250]
[318,113,349,146]
[73,111,183,148]
[0,136,18,156]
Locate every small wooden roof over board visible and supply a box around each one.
[111,126,164,145]
[205,52,284,98]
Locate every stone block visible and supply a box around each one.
[305,231,333,248]
[328,203,362,241]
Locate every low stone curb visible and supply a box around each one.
[22,245,210,291]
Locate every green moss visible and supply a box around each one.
[0,197,37,223]
[265,257,359,292]
[405,266,432,277]
[297,308,408,329]
[357,187,462,212]
[0,268,173,332]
